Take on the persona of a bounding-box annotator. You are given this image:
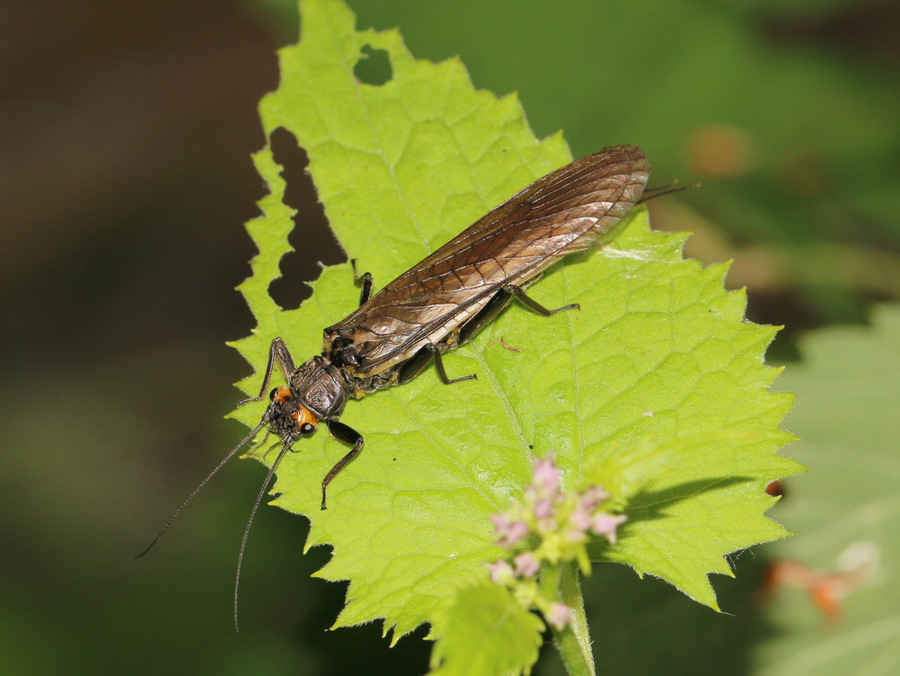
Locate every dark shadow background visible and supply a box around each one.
[2,1,898,674]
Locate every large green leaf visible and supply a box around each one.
[230,0,800,642]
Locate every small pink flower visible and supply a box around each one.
[566,526,588,544]
[592,513,627,544]
[534,498,554,519]
[490,513,510,532]
[546,602,570,630]
[513,552,540,578]
[489,559,514,584]
[569,503,593,532]
[580,485,610,511]
[532,455,561,498]
[503,521,530,547]
[491,514,530,547]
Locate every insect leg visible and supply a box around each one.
[396,344,434,384]
[351,259,374,306]
[428,344,477,385]
[235,337,297,406]
[508,285,579,316]
[397,343,476,385]
[457,284,579,348]
[322,421,365,509]
[458,287,514,344]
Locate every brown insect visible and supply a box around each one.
[250,145,651,506]
[142,144,673,628]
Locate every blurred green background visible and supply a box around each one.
[2,0,898,674]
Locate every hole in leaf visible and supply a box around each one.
[267,127,345,310]
[354,45,392,86]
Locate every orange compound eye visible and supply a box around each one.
[290,405,319,436]
[269,386,294,404]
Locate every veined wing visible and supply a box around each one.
[326,145,651,375]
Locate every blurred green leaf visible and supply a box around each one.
[756,305,900,674]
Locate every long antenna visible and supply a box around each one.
[234,437,294,633]
[136,418,269,559]
[637,181,700,205]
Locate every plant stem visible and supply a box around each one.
[542,562,595,676]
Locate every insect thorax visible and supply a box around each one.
[287,356,350,420]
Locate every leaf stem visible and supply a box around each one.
[542,562,595,676]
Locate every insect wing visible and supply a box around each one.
[327,145,651,374]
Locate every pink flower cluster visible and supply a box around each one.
[491,456,626,552]
[487,455,627,630]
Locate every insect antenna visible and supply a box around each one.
[135,417,269,559]
[637,181,701,205]
[233,436,294,633]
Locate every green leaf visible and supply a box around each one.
[429,582,544,676]
[754,305,900,675]
[230,0,801,643]
[586,429,761,506]
[587,426,799,607]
